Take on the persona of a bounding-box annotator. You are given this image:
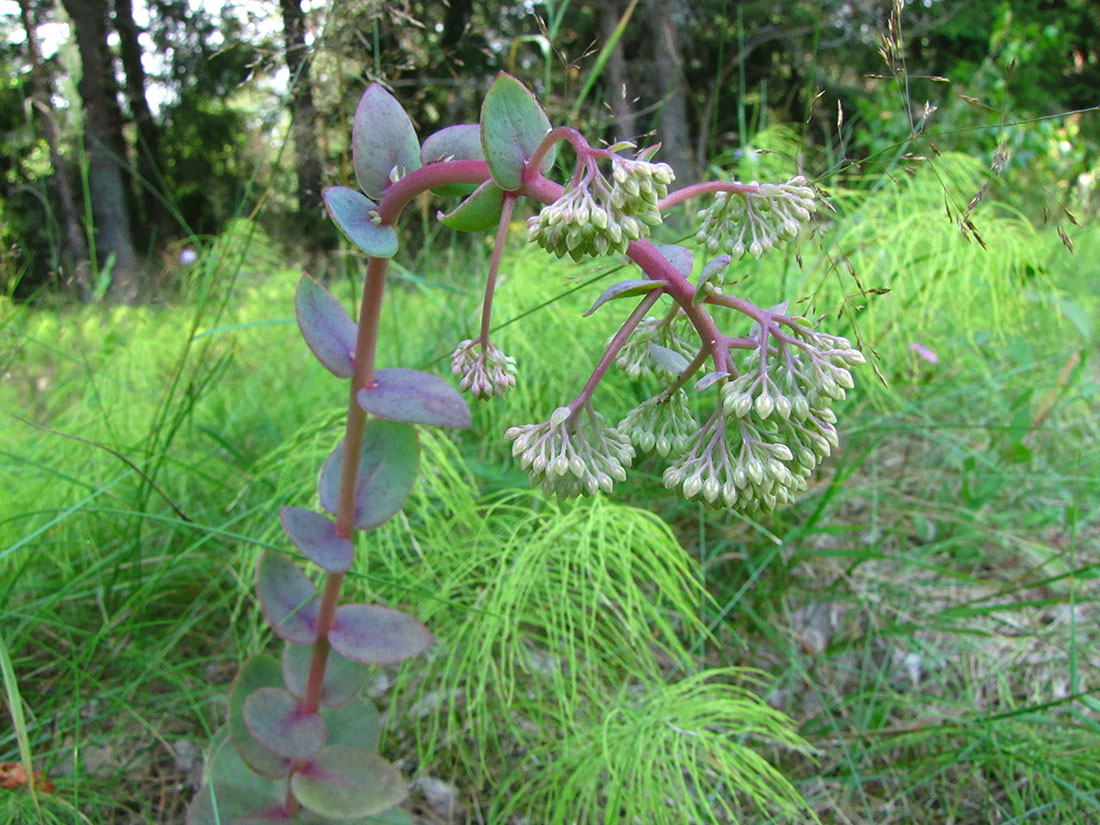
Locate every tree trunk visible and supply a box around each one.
[279,0,323,216]
[18,0,92,301]
[60,0,142,302]
[647,0,694,185]
[113,0,168,240]
[600,0,637,142]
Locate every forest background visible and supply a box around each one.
[2,1,1100,824]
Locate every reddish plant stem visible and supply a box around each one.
[480,194,518,344]
[657,179,768,211]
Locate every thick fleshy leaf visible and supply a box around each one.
[294,275,357,379]
[279,506,354,574]
[582,279,664,317]
[329,603,434,665]
[325,699,381,754]
[421,124,483,197]
[655,244,694,277]
[317,420,419,530]
[357,368,471,430]
[243,687,327,761]
[283,642,370,708]
[437,180,505,232]
[480,72,554,191]
[256,551,319,645]
[324,186,399,258]
[695,371,729,392]
[650,344,690,374]
[227,656,292,779]
[187,732,290,825]
[292,747,408,819]
[352,85,422,201]
[694,254,732,305]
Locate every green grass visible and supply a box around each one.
[2,162,1099,824]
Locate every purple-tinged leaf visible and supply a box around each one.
[650,344,690,375]
[186,732,292,825]
[480,72,554,191]
[294,275,357,379]
[291,747,407,819]
[695,371,729,392]
[328,603,434,665]
[227,656,292,780]
[279,506,354,574]
[582,279,664,317]
[357,368,471,430]
[421,124,483,197]
[352,85,422,201]
[324,186,399,259]
[693,254,732,305]
[655,244,694,277]
[437,180,505,232]
[256,551,319,645]
[317,420,419,530]
[243,687,327,761]
[283,642,370,708]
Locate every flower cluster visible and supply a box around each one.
[695,176,817,261]
[451,338,518,399]
[527,149,674,260]
[505,404,635,498]
[613,311,697,380]
[618,390,699,456]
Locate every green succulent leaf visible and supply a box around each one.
[650,344,691,375]
[328,603,434,665]
[227,656,291,780]
[694,371,729,392]
[243,686,328,761]
[357,368,471,429]
[294,275,358,378]
[693,254,732,305]
[480,72,554,191]
[256,551,319,645]
[282,642,370,708]
[352,84,421,201]
[324,699,382,754]
[583,279,664,317]
[318,420,420,530]
[324,186,399,258]
[291,747,408,820]
[655,243,695,278]
[437,180,506,232]
[186,732,289,825]
[421,123,483,197]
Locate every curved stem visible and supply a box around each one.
[525,126,592,185]
[480,194,518,344]
[657,179,768,211]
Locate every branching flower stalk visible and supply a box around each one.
[190,72,865,824]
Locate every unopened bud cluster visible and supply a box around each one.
[696,176,816,261]
[505,405,635,498]
[613,313,697,380]
[618,390,699,456]
[451,338,518,399]
[527,151,674,261]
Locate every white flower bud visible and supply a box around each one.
[702,477,721,503]
[683,474,703,499]
[774,395,792,421]
[754,392,775,420]
[746,458,765,486]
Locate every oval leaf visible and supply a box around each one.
[283,642,370,708]
[329,603,434,665]
[292,747,408,820]
[256,551,319,645]
[650,344,690,375]
[324,699,381,755]
[655,244,694,277]
[324,186,399,258]
[295,275,357,379]
[421,123,484,198]
[582,279,664,317]
[227,656,292,780]
[437,179,505,232]
[244,687,327,761]
[279,506,354,574]
[187,732,290,825]
[357,368,471,430]
[317,420,420,530]
[352,84,422,201]
[480,72,554,191]
[694,254,732,305]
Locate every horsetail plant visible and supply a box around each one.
[189,72,862,822]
